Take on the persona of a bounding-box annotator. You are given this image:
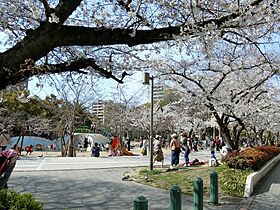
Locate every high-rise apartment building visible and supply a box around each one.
[92,100,105,124]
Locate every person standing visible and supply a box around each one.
[126,136,131,151]
[141,138,148,156]
[180,132,190,167]
[169,133,181,169]
[210,138,219,166]
[153,135,164,167]
[83,138,89,151]
[215,136,220,151]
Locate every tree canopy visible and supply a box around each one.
[0,0,279,90]
[1,0,280,149]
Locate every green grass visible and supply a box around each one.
[128,164,252,197]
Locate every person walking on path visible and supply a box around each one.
[153,135,164,167]
[169,133,181,169]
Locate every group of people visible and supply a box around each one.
[150,132,222,169]
[144,132,192,169]
[83,134,136,158]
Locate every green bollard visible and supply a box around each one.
[193,177,203,210]
[210,171,218,204]
[134,195,148,210]
[170,185,182,210]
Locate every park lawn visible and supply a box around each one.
[127,164,251,198]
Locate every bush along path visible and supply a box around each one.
[0,189,43,210]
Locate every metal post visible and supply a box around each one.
[149,76,154,171]
[194,177,203,210]
[210,171,218,204]
[170,185,182,210]
[134,195,148,210]
[142,72,154,171]
[19,135,25,155]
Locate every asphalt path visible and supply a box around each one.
[13,149,221,171]
[7,149,245,210]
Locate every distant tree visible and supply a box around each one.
[44,74,96,156]
[158,46,280,149]
[0,89,53,135]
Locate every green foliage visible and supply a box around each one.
[219,167,253,197]
[74,126,90,133]
[222,146,280,171]
[0,189,43,210]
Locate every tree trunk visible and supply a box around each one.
[60,133,67,157]
[68,134,76,157]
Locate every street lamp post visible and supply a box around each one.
[143,72,154,170]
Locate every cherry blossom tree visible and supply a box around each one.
[128,103,173,137]
[102,86,149,141]
[1,0,279,150]
[156,43,280,149]
[44,74,98,156]
[0,0,279,92]
[245,87,280,145]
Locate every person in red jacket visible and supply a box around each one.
[25,145,33,155]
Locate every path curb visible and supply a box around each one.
[244,153,280,197]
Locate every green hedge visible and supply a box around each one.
[221,146,280,171]
[0,189,43,210]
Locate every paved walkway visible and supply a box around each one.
[13,149,220,171]
[241,160,280,210]
[9,149,280,210]
[9,166,244,210]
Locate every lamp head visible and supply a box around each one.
[143,72,150,85]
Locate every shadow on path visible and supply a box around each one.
[9,168,243,210]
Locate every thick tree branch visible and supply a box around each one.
[0,0,268,90]
[39,0,53,20]
[231,69,277,104]
[55,0,82,24]
[9,58,126,86]
[48,57,125,83]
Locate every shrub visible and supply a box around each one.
[220,167,253,197]
[0,189,43,210]
[222,146,280,171]
[255,146,280,159]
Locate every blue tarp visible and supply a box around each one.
[7,136,60,151]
